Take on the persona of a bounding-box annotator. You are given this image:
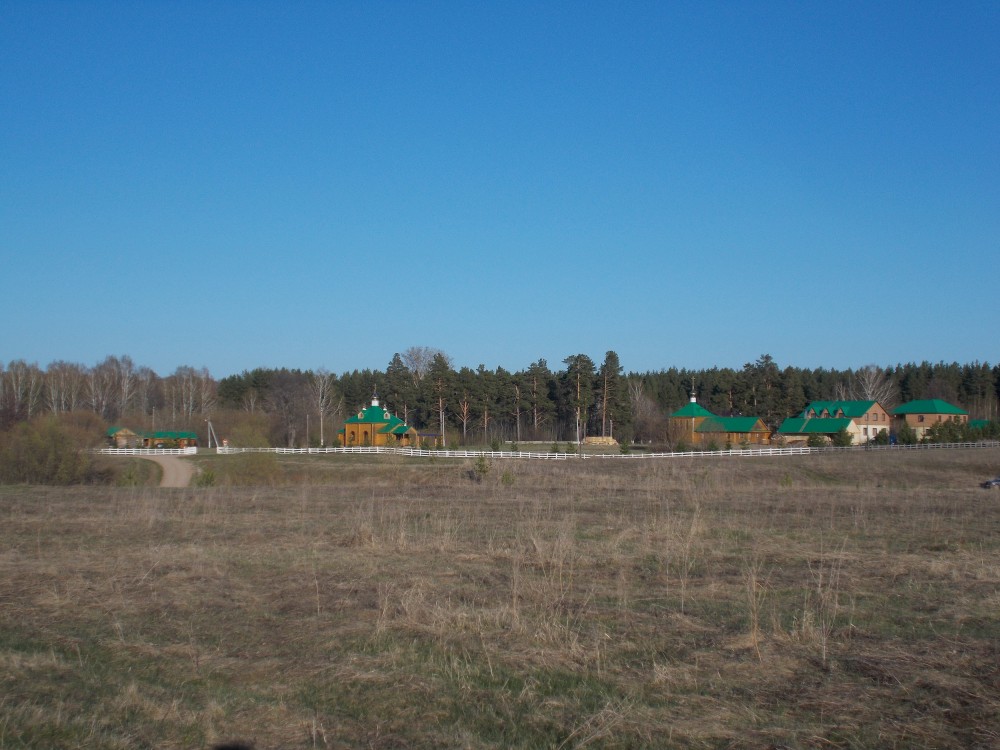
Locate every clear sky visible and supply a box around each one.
[2,1,997,378]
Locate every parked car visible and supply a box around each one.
[981,477,1000,489]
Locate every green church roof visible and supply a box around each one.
[345,403,396,424]
[671,402,715,418]
[892,399,968,416]
[344,395,416,435]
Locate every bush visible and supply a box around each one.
[896,423,918,445]
[0,416,99,484]
[471,455,491,483]
[831,428,854,447]
[807,433,828,448]
[194,469,216,487]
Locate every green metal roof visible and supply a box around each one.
[803,400,877,418]
[671,402,715,418]
[345,404,395,424]
[969,419,991,429]
[778,417,853,434]
[696,416,768,434]
[892,399,968,416]
[107,427,197,439]
[345,398,416,436]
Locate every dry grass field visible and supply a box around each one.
[2,448,999,748]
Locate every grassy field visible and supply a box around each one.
[2,448,999,748]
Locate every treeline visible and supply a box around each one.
[2,351,999,448]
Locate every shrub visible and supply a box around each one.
[807,433,828,448]
[831,428,854,447]
[194,469,216,487]
[0,416,98,484]
[471,455,491,483]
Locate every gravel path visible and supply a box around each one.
[146,455,195,488]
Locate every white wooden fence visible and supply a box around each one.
[213,441,999,460]
[95,447,199,456]
[92,441,998,461]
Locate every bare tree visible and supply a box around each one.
[849,364,898,407]
[401,346,448,386]
[88,358,118,421]
[197,367,216,415]
[628,378,666,444]
[309,368,339,446]
[134,366,160,419]
[6,360,43,421]
[114,355,137,418]
[45,360,86,414]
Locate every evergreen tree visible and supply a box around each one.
[523,359,556,439]
[561,354,595,443]
[383,353,416,424]
[424,353,454,446]
[597,351,628,438]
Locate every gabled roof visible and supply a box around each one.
[696,416,769,434]
[803,400,878,419]
[671,402,714,418]
[344,396,417,436]
[778,417,853,434]
[345,403,396,424]
[892,399,968,416]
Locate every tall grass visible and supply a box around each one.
[1,449,999,747]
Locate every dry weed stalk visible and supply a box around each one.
[799,539,848,667]
[743,555,771,662]
[677,500,702,615]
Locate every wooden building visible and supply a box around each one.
[339,392,419,447]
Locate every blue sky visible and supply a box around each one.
[2,1,997,378]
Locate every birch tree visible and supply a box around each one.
[849,364,898,407]
[309,368,338,446]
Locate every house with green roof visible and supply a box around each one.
[339,392,419,447]
[107,426,199,448]
[892,399,968,440]
[669,394,770,447]
[778,399,890,445]
[796,399,892,444]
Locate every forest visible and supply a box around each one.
[1,349,998,449]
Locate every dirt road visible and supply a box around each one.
[146,455,195,488]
